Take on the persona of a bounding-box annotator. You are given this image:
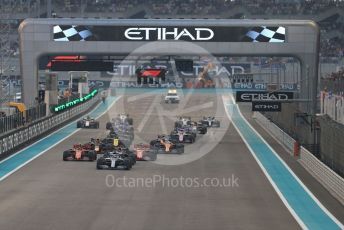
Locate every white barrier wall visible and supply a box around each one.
[320,91,344,124]
[299,147,344,205]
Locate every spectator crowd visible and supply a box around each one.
[1,0,344,60]
[321,68,344,95]
[66,0,344,16]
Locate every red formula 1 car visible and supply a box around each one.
[133,143,157,161]
[63,143,97,161]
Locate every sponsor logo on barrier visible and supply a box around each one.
[236,91,293,102]
[110,81,183,88]
[103,63,249,77]
[232,83,297,91]
[252,101,282,112]
[53,89,98,112]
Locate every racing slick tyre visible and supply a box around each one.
[106,122,112,130]
[76,122,82,128]
[87,151,97,161]
[174,122,181,128]
[170,134,179,143]
[191,132,197,139]
[95,122,100,129]
[213,121,220,127]
[176,144,184,154]
[150,140,159,147]
[127,152,136,165]
[96,159,106,169]
[170,149,179,154]
[144,151,157,161]
[189,136,195,143]
[199,127,207,134]
[124,159,132,170]
[127,118,133,125]
[63,150,72,161]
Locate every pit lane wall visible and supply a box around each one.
[253,112,344,205]
[0,94,100,157]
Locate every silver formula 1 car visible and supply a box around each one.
[96,151,133,170]
[200,116,220,128]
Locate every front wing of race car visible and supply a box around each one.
[171,133,195,143]
[134,148,157,161]
[165,97,180,104]
[196,125,207,134]
[152,143,184,154]
[63,149,97,161]
[201,119,220,128]
[96,156,132,170]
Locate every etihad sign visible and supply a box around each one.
[124,27,214,41]
[236,91,294,102]
[240,93,290,101]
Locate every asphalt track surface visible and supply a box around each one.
[0,90,341,230]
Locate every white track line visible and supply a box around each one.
[222,94,343,229]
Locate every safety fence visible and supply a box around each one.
[253,112,296,154]
[253,111,344,205]
[0,103,46,135]
[320,91,344,125]
[0,94,100,156]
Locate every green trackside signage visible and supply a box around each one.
[52,89,98,112]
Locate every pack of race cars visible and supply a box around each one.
[66,114,221,170]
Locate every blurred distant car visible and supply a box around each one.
[106,114,133,130]
[133,143,157,161]
[107,128,134,147]
[191,121,208,134]
[174,117,192,128]
[77,116,99,128]
[170,127,195,143]
[200,116,220,127]
[92,137,126,153]
[175,117,207,134]
[150,135,184,154]
[164,88,180,103]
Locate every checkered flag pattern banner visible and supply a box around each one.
[53,25,93,41]
[244,26,285,43]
